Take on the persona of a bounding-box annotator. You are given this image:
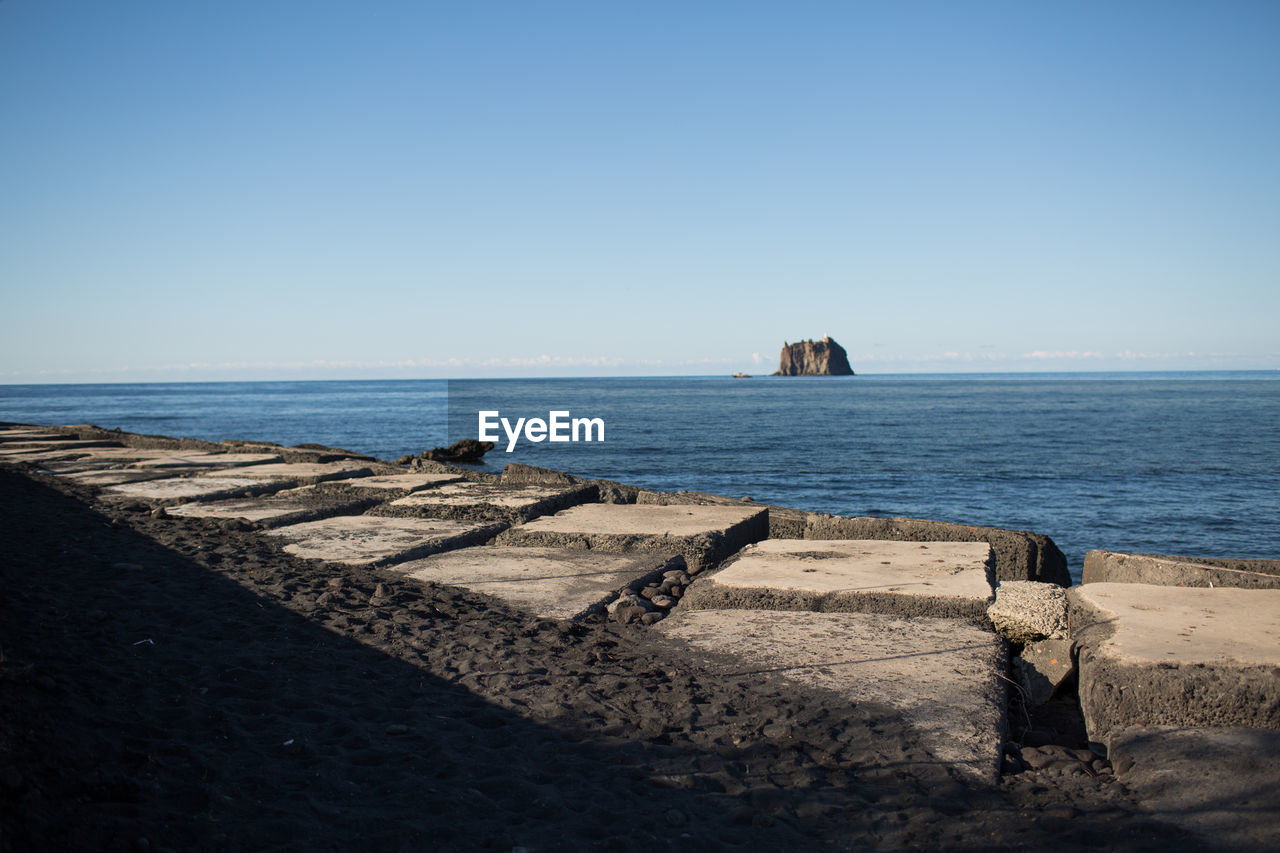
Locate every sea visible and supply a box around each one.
[3,372,1278,581]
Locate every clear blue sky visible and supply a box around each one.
[3,1,1278,381]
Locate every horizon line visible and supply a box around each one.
[2,367,1278,387]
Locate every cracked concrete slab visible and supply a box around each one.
[660,608,1007,781]
[50,468,188,487]
[40,448,194,467]
[496,503,768,572]
[263,515,505,566]
[391,546,680,620]
[0,429,66,442]
[102,476,281,503]
[681,539,994,621]
[196,460,375,484]
[163,492,377,528]
[131,452,284,469]
[0,439,124,455]
[316,472,464,494]
[1069,583,1280,743]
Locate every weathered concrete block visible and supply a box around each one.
[987,581,1068,642]
[804,514,1069,586]
[372,481,596,524]
[637,489,810,539]
[51,468,181,487]
[680,539,994,621]
[0,429,65,443]
[1016,639,1076,706]
[495,504,768,572]
[196,460,375,484]
[392,546,681,621]
[500,463,585,487]
[264,516,505,567]
[1107,725,1280,852]
[0,439,124,455]
[130,452,284,469]
[164,492,377,528]
[660,608,1008,781]
[103,476,281,504]
[1069,583,1280,743]
[317,472,463,495]
[47,448,184,466]
[1083,549,1280,589]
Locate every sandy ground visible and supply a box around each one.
[0,466,1200,852]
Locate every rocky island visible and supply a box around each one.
[772,335,855,376]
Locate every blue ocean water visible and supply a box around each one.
[4,373,1278,580]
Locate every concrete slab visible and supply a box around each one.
[681,539,994,621]
[391,546,680,620]
[1107,725,1280,852]
[805,514,1069,586]
[102,476,279,503]
[1069,583,1280,743]
[164,493,377,528]
[131,451,284,469]
[373,481,595,523]
[196,460,375,484]
[660,608,1008,781]
[636,488,811,538]
[0,430,70,443]
[263,516,504,567]
[45,448,188,465]
[50,468,186,487]
[0,439,123,455]
[495,503,768,572]
[318,472,464,494]
[1083,549,1280,589]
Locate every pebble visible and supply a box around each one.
[149,507,167,519]
[640,612,665,626]
[649,594,675,609]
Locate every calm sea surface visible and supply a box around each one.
[4,373,1278,580]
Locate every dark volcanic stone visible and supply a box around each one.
[772,336,855,376]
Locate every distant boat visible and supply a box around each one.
[731,372,751,379]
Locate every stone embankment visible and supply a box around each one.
[3,423,1278,848]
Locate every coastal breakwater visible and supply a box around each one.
[3,422,1279,850]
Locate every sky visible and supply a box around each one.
[2,1,1278,381]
